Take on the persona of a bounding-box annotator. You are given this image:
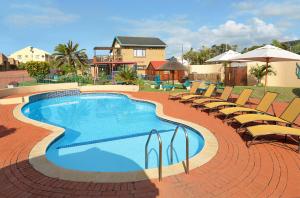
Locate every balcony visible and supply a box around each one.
[93,55,123,64]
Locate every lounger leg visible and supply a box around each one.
[237,124,245,133]
[247,136,258,148]
[223,114,230,123]
[298,136,300,153]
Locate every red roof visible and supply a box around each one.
[148,61,167,70]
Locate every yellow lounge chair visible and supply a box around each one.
[179,84,216,103]
[219,92,278,122]
[203,88,253,114]
[169,81,202,100]
[234,97,300,130]
[245,125,300,153]
[191,86,233,109]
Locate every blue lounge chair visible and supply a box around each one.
[154,75,162,89]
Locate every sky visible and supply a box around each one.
[0,0,300,58]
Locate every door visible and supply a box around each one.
[225,67,247,86]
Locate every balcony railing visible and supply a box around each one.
[93,55,122,63]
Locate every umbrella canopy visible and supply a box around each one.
[229,44,300,91]
[230,45,300,62]
[206,50,241,63]
[157,57,188,71]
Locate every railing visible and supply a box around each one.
[170,125,189,174]
[145,129,163,181]
[93,55,122,63]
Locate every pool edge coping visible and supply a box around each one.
[13,91,219,183]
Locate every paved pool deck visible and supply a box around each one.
[0,91,299,197]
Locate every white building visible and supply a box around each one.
[9,46,51,63]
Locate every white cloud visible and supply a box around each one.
[112,16,285,56]
[233,0,300,20]
[5,3,79,27]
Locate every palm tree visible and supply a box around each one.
[53,40,88,74]
[249,64,276,85]
[115,67,137,84]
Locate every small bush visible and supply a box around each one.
[24,61,50,81]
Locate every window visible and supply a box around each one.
[136,65,146,70]
[41,55,45,58]
[35,55,39,59]
[134,49,146,57]
[25,55,29,58]
[17,55,22,59]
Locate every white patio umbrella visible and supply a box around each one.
[230,44,300,91]
[206,50,245,85]
[206,50,241,63]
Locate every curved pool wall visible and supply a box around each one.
[22,91,205,172]
[13,90,218,182]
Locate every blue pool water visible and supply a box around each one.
[22,93,204,172]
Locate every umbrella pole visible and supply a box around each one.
[264,58,269,93]
[172,71,175,85]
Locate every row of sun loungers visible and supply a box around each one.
[168,82,300,153]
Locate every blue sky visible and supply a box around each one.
[0,0,299,57]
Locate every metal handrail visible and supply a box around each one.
[145,129,163,181]
[170,125,189,174]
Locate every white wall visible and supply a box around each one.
[189,61,300,87]
[247,61,300,87]
[9,46,50,63]
[189,64,224,80]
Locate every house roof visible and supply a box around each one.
[148,61,167,70]
[114,36,166,47]
[9,46,50,57]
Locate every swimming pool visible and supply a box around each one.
[22,93,205,172]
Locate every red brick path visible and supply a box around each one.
[0,92,299,197]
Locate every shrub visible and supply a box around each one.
[249,64,276,85]
[115,67,137,84]
[24,61,50,81]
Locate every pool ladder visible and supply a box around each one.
[145,125,189,181]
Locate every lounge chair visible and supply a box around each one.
[168,81,201,100]
[234,97,300,130]
[191,86,233,109]
[179,84,216,103]
[154,75,162,89]
[245,125,300,153]
[219,92,278,122]
[202,88,253,114]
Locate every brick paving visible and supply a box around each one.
[0,91,299,198]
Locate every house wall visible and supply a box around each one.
[0,54,9,71]
[121,47,165,71]
[189,61,300,87]
[9,47,50,63]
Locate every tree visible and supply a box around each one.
[24,61,50,81]
[115,67,137,84]
[53,40,88,74]
[242,45,263,53]
[249,64,276,85]
[183,44,238,65]
[183,48,200,64]
[291,43,300,55]
[271,39,288,50]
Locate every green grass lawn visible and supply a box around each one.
[17,80,299,102]
[232,86,299,102]
[18,80,40,87]
[140,82,299,102]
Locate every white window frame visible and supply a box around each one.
[133,49,146,57]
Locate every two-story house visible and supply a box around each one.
[92,36,166,76]
[9,46,51,63]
